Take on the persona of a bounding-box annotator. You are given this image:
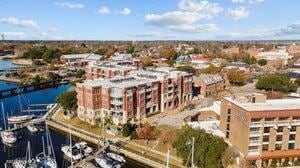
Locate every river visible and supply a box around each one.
[0,59,147,168]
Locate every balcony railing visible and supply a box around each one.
[277,120,289,126]
[250,122,261,127]
[111,100,123,105]
[291,120,300,125]
[111,92,122,98]
[249,140,261,146]
[249,131,261,137]
[248,149,260,156]
[264,121,276,127]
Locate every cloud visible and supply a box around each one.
[97,7,110,14]
[38,32,48,38]
[178,0,223,17]
[54,2,84,9]
[232,0,265,3]
[117,8,131,15]
[225,7,250,20]
[0,32,25,39]
[0,17,39,29]
[128,31,179,39]
[168,23,219,33]
[145,11,201,27]
[216,22,300,40]
[48,27,59,33]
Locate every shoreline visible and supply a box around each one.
[0,76,21,83]
[46,105,180,168]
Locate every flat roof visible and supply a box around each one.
[187,121,225,137]
[223,97,300,111]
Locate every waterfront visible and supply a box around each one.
[0,60,148,168]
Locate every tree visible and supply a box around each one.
[256,74,297,93]
[227,69,246,86]
[159,47,178,60]
[122,123,137,137]
[204,65,221,74]
[173,126,228,168]
[258,59,267,66]
[32,75,43,83]
[242,55,257,65]
[141,56,153,67]
[95,48,108,55]
[56,91,77,110]
[167,59,176,67]
[177,65,196,74]
[137,123,158,140]
[47,72,62,81]
[295,78,300,86]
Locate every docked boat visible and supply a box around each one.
[46,104,54,109]
[75,141,93,156]
[8,115,34,123]
[106,152,126,163]
[95,156,122,168]
[1,131,17,144]
[27,125,38,133]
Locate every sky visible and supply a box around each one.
[0,0,300,41]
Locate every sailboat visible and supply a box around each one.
[7,88,34,123]
[35,123,57,168]
[1,102,17,144]
[27,125,38,133]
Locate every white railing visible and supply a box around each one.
[250,122,261,127]
[277,120,289,126]
[111,100,123,105]
[264,121,276,127]
[249,131,261,136]
[248,149,260,156]
[291,120,300,125]
[249,140,261,146]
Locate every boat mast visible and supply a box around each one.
[1,102,7,130]
[17,88,22,112]
[191,137,195,168]
[42,136,46,156]
[69,124,73,168]
[166,149,170,168]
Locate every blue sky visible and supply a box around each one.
[0,0,300,40]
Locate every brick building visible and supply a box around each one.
[220,93,300,167]
[76,67,193,126]
[193,74,225,97]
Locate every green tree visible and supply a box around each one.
[173,126,228,168]
[256,74,297,93]
[122,123,137,137]
[258,59,267,66]
[242,55,257,65]
[47,72,62,81]
[56,91,77,110]
[177,65,196,74]
[95,48,108,55]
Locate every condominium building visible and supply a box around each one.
[76,67,193,125]
[86,61,136,80]
[220,93,300,167]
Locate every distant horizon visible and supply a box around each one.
[1,0,300,41]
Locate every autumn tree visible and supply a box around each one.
[137,123,158,140]
[227,69,246,86]
[141,56,153,67]
[159,46,178,60]
[204,65,221,74]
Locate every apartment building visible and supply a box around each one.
[193,74,225,97]
[220,93,300,167]
[86,61,136,80]
[77,67,193,126]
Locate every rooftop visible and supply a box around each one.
[223,96,300,111]
[187,121,225,137]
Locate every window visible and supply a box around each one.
[262,144,268,151]
[226,123,230,130]
[277,126,283,132]
[265,118,275,121]
[227,116,231,122]
[276,135,282,141]
[227,108,231,115]
[288,143,295,149]
[263,136,269,142]
[275,144,281,150]
[291,126,297,132]
[264,127,270,133]
[289,134,296,141]
[226,131,229,138]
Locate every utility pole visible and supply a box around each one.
[166,149,170,168]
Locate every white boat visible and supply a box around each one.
[61,145,84,161]
[106,152,126,163]
[95,156,122,168]
[75,141,93,156]
[46,104,54,109]
[27,125,38,133]
[8,115,34,123]
[1,131,17,144]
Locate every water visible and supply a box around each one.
[0,59,147,168]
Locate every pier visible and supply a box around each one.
[0,80,70,99]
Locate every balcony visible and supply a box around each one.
[146,102,152,107]
[111,108,123,113]
[250,122,261,128]
[111,100,123,105]
[111,92,122,98]
[249,131,261,137]
[146,88,152,92]
[248,149,260,156]
[264,121,276,127]
[249,140,261,146]
[291,120,300,126]
[277,120,289,126]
